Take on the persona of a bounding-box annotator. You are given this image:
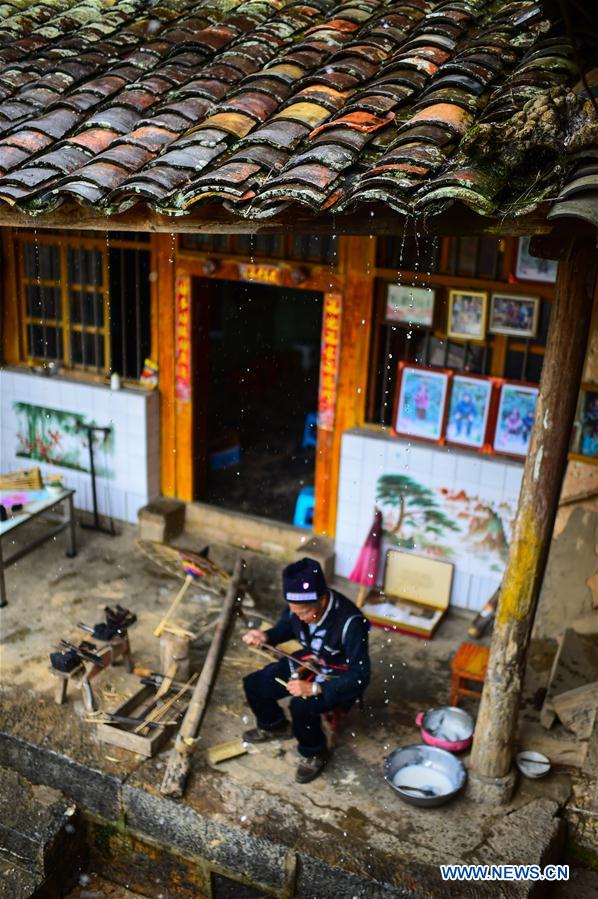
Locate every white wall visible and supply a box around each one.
[335,427,524,611]
[0,368,160,523]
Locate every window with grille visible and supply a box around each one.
[16,232,151,380]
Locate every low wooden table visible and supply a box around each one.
[0,487,77,606]
[449,641,490,706]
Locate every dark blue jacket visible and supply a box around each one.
[266,589,370,706]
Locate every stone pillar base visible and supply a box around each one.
[467,768,517,805]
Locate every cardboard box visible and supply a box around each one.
[362,550,453,639]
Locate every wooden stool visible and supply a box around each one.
[449,642,490,706]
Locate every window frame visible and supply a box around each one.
[13,230,151,381]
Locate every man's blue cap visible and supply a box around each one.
[283,557,327,603]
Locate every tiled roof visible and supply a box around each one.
[0,0,595,226]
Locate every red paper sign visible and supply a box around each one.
[175,274,192,403]
[238,262,281,285]
[318,293,342,431]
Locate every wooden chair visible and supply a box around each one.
[449,642,490,707]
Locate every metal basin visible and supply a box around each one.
[416,706,475,752]
[384,744,467,808]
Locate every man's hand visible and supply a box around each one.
[243,629,267,648]
[287,679,319,698]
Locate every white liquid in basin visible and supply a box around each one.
[424,709,471,743]
[392,764,454,796]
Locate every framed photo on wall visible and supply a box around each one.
[489,293,539,338]
[393,363,450,442]
[570,385,598,460]
[493,382,539,457]
[447,290,488,341]
[516,237,557,283]
[445,374,493,450]
[386,284,435,327]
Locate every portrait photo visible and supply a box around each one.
[446,375,493,449]
[386,284,435,328]
[447,290,488,341]
[394,365,449,441]
[571,387,598,459]
[489,293,539,338]
[493,383,539,456]
[515,237,557,283]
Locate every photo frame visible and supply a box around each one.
[445,374,493,450]
[489,293,540,339]
[516,237,557,283]
[386,284,435,328]
[570,385,598,460]
[393,363,450,443]
[447,290,488,341]
[493,382,539,457]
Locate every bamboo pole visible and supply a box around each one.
[161,559,244,797]
[154,574,193,637]
[470,236,597,795]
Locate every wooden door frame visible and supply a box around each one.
[154,235,376,535]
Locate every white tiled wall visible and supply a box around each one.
[335,427,524,611]
[0,369,160,523]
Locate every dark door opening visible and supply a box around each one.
[197,279,323,524]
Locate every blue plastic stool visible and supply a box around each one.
[301,412,318,449]
[293,486,314,528]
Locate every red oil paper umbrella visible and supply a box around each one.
[350,508,383,609]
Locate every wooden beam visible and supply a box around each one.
[0,201,568,238]
[470,235,597,784]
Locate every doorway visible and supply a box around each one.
[195,278,323,524]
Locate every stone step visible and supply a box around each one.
[0,766,80,897]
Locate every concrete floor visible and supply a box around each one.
[0,515,596,898]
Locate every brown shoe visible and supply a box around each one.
[296,751,329,784]
[242,721,291,744]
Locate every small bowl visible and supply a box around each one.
[516,750,551,778]
[46,484,65,497]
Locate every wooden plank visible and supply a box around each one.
[582,711,598,776]
[207,739,248,764]
[518,722,589,768]
[552,682,598,738]
[470,236,598,781]
[540,630,598,729]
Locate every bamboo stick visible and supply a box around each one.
[160,558,245,798]
[134,672,198,734]
[154,575,193,637]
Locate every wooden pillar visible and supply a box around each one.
[153,233,177,497]
[470,236,597,788]
[1,228,20,364]
[313,236,375,536]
